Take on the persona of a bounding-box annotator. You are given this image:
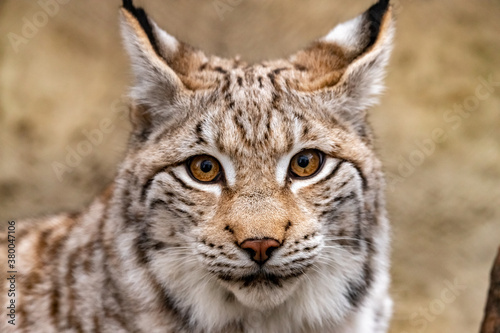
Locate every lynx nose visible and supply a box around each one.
[240,238,280,265]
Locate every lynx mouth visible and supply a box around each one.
[215,266,310,288]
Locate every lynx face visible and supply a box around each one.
[128,77,372,310]
[117,0,393,325]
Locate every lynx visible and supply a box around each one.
[0,0,395,332]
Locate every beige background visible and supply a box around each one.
[1,0,499,332]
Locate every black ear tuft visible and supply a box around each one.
[122,0,134,11]
[366,0,390,49]
[122,0,161,56]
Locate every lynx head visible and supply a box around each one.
[116,0,393,325]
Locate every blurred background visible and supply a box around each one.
[0,0,499,332]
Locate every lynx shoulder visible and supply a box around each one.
[1,1,394,332]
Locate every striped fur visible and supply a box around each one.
[1,1,395,332]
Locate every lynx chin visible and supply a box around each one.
[1,0,395,332]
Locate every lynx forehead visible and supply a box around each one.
[1,1,395,332]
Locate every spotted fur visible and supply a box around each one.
[1,1,395,332]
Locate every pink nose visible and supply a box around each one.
[240,238,280,264]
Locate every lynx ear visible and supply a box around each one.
[291,0,394,132]
[120,0,206,129]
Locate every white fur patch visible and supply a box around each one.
[322,15,364,51]
[276,149,297,186]
[152,21,179,56]
[210,151,237,187]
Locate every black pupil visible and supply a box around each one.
[200,160,213,173]
[297,155,310,168]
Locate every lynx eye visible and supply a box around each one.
[289,149,324,178]
[188,155,221,183]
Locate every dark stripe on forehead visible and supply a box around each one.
[220,73,231,94]
[244,67,255,85]
[195,121,207,144]
[267,71,283,112]
[267,73,279,86]
[214,66,228,74]
[294,63,307,71]
[272,67,290,75]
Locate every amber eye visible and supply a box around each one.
[188,155,221,183]
[289,149,323,178]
